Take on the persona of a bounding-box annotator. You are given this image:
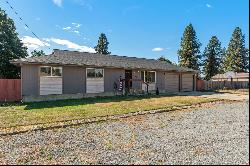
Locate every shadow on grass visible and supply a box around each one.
[22,93,177,110]
[1,91,226,110]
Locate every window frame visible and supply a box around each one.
[40,66,63,77]
[141,71,156,83]
[86,68,104,79]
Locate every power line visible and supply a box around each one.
[5,0,51,50]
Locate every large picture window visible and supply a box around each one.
[40,66,62,77]
[87,68,104,78]
[141,71,156,83]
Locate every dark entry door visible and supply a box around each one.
[125,70,132,89]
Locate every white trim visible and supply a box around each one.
[86,68,104,78]
[142,70,156,83]
[86,68,105,93]
[40,66,63,77]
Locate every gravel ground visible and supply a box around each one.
[0,101,249,165]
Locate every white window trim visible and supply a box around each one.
[86,68,104,79]
[40,66,63,78]
[142,71,156,84]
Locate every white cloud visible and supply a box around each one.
[21,36,50,50]
[152,47,164,52]
[206,4,212,8]
[63,26,71,30]
[52,0,62,7]
[72,23,81,28]
[74,0,93,11]
[49,38,95,53]
[73,30,80,34]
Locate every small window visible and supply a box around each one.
[40,67,51,77]
[40,66,62,77]
[95,69,103,78]
[52,67,62,76]
[141,71,156,83]
[87,68,104,78]
[87,69,96,78]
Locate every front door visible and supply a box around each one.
[125,70,132,89]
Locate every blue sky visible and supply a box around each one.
[1,0,249,63]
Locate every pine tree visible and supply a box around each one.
[158,56,173,64]
[219,47,227,73]
[223,27,249,72]
[0,8,28,78]
[202,36,223,80]
[94,33,111,55]
[178,23,201,70]
[31,50,46,57]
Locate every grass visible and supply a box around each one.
[0,94,219,128]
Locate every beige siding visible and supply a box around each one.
[63,66,86,94]
[86,78,104,93]
[21,64,39,96]
[142,83,156,91]
[165,73,179,92]
[40,77,62,95]
[156,71,165,91]
[132,70,141,90]
[182,73,194,91]
[104,68,125,92]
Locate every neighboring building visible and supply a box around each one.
[211,71,249,82]
[208,71,249,90]
[11,49,198,102]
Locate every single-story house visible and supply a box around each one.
[11,49,198,102]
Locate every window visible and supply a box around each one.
[40,67,51,77]
[52,67,62,76]
[40,66,62,77]
[141,71,156,83]
[87,68,104,78]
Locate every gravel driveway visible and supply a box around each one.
[0,101,249,165]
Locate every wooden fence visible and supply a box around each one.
[196,79,249,91]
[0,79,21,102]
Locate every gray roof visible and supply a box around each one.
[11,49,197,72]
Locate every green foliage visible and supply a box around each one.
[222,27,249,72]
[0,8,28,78]
[158,56,173,64]
[219,48,227,73]
[202,36,223,80]
[31,50,45,57]
[178,23,201,70]
[94,33,111,55]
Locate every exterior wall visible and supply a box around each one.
[181,73,194,91]
[165,72,179,92]
[132,70,141,90]
[63,66,86,94]
[156,71,165,91]
[21,64,39,96]
[40,77,62,95]
[104,68,125,92]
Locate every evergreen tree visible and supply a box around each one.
[94,33,111,55]
[0,8,28,78]
[178,23,201,70]
[219,47,227,73]
[158,56,173,64]
[31,50,45,57]
[223,27,249,72]
[202,36,223,80]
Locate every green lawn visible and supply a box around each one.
[0,94,219,128]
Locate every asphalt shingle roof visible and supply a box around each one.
[11,49,197,72]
